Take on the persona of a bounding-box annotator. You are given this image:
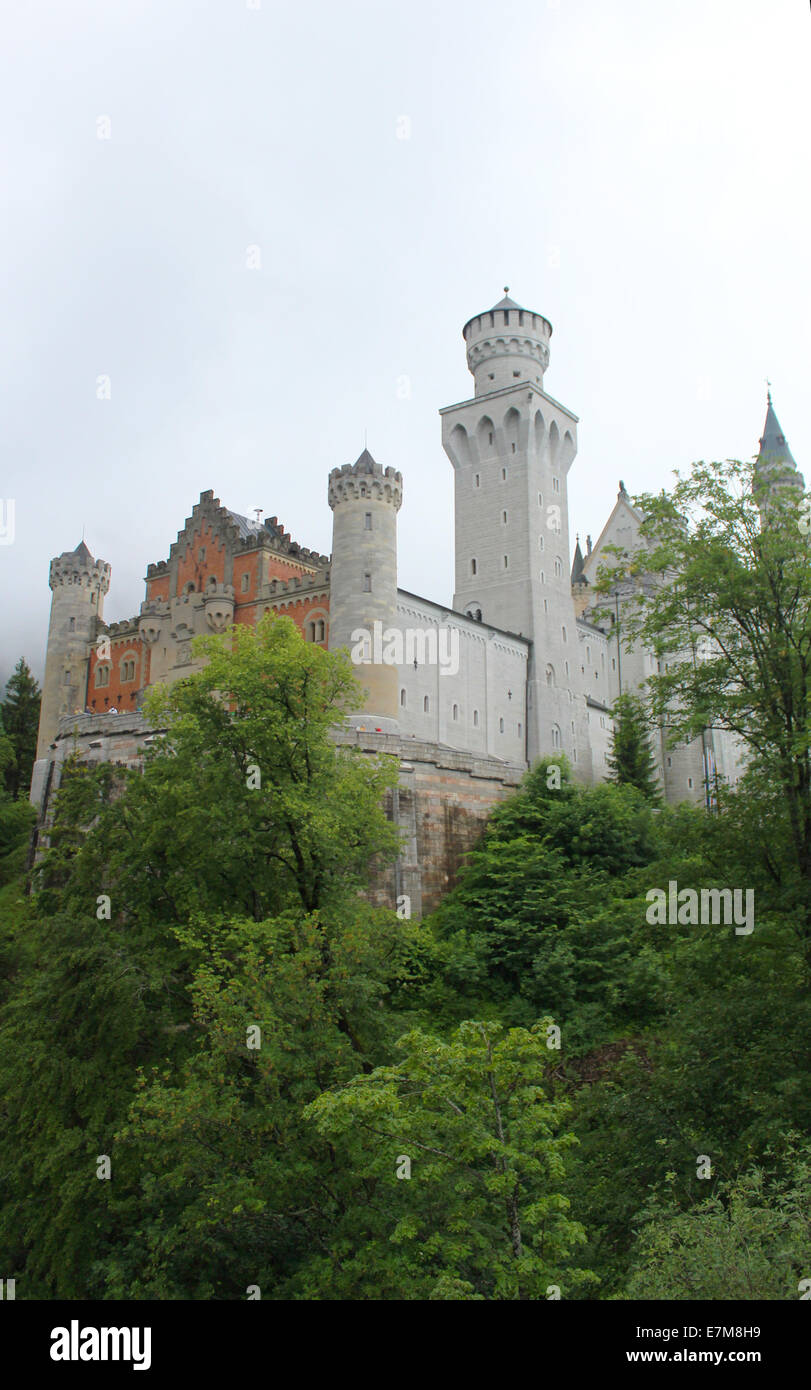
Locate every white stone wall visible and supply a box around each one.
[390,592,528,764]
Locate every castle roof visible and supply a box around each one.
[757,394,797,471]
[225,508,264,541]
[352,448,378,473]
[571,537,586,585]
[492,289,522,311]
[72,540,94,563]
[755,392,804,494]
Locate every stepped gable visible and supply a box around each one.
[145,490,329,579]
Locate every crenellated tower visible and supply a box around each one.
[328,449,402,730]
[440,290,591,775]
[35,540,111,760]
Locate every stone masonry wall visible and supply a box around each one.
[31,717,526,918]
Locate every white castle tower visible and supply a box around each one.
[35,540,111,761]
[440,290,591,774]
[328,449,403,731]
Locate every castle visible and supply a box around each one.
[30,292,799,912]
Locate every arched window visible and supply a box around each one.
[473,709,479,727]
[307,622,316,642]
[400,689,407,708]
[499,717,505,733]
[316,619,325,641]
[471,558,477,576]
[545,664,555,686]
[423,695,430,713]
[554,557,562,578]
[538,535,544,551]
[562,625,567,643]
[452,704,459,721]
[551,724,561,749]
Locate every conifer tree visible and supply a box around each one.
[606,692,660,800]
[1,658,41,800]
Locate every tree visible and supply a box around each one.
[0,614,404,1297]
[606,692,660,800]
[305,1019,595,1300]
[626,1140,811,1300]
[38,612,400,925]
[1,658,41,800]
[598,459,811,959]
[429,760,666,1049]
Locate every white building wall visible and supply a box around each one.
[392,591,528,764]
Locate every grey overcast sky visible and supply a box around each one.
[1,0,809,687]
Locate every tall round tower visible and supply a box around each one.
[327,449,402,731]
[35,540,111,760]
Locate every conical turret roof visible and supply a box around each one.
[352,448,378,473]
[755,391,804,495]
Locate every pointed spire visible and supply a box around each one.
[755,390,803,495]
[73,539,93,563]
[493,286,522,311]
[571,536,586,586]
[758,393,796,470]
[352,447,378,473]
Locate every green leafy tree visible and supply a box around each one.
[606,692,660,800]
[626,1141,811,1300]
[0,614,403,1297]
[305,1019,596,1300]
[599,459,811,955]
[1,659,41,800]
[430,760,666,1047]
[38,613,400,924]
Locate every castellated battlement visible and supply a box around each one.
[328,450,403,510]
[463,293,552,397]
[267,572,328,595]
[49,550,111,594]
[99,617,140,638]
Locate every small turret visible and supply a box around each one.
[327,449,402,730]
[462,289,552,398]
[35,540,111,760]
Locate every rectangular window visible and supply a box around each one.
[365,513,372,530]
[363,572,372,592]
